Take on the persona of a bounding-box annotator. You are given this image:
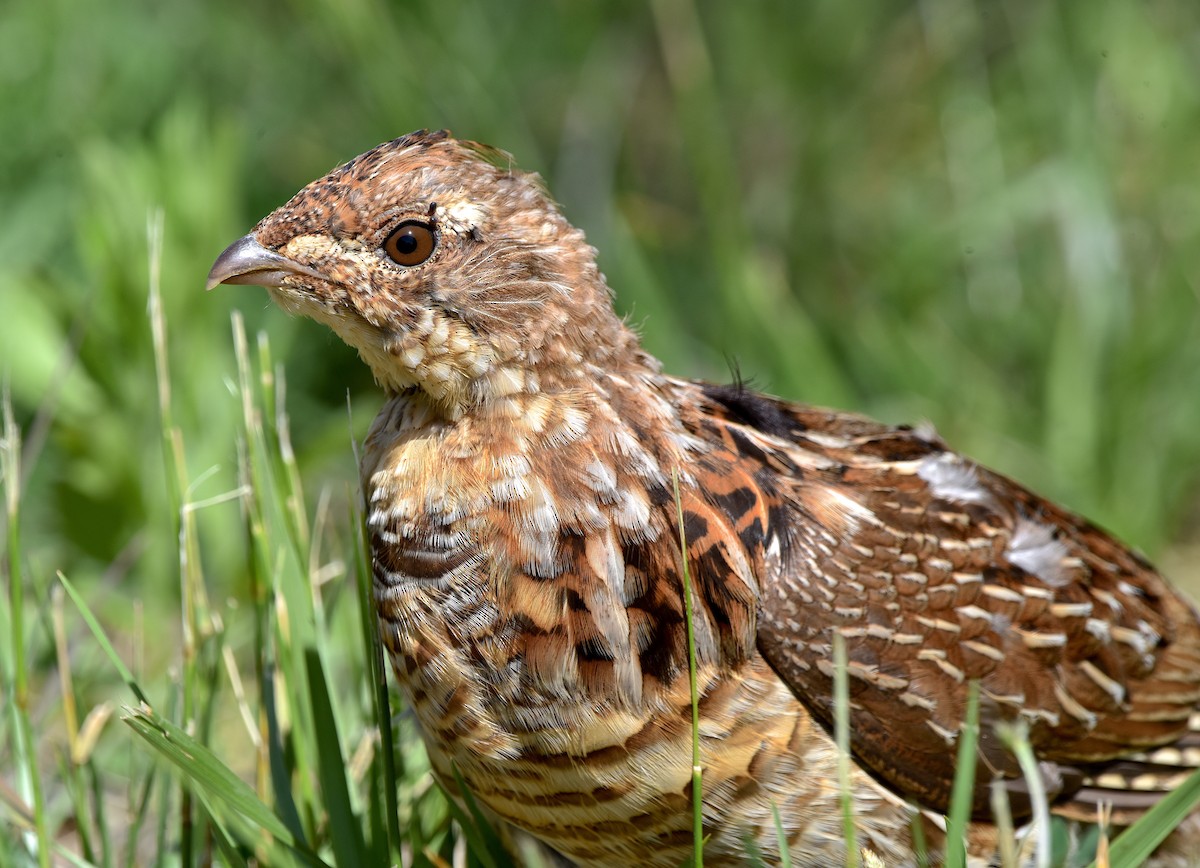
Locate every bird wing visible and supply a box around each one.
[676,379,1200,815]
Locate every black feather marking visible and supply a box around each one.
[701,382,802,438]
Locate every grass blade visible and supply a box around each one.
[303,648,368,866]
[352,508,402,858]
[2,391,51,868]
[998,721,1050,868]
[1093,767,1200,868]
[771,801,792,868]
[671,469,705,867]
[57,572,150,707]
[444,764,507,868]
[944,680,981,866]
[831,632,858,868]
[123,705,330,868]
[261,662,308,846]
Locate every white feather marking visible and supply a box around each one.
[612,487,653,536]
[491,475,530,503]
[913,420,940,442]
[1006,518,1070,586]
[809,486,874,535]
[492,452,532,478]
[440,199,488,231]
[1079,660,1126,704]
[1086,618,1111,642]
[916,454,994,505]
[525,477,561,535]
[582,458,619,497]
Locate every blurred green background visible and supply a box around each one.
[3,0,1200,859]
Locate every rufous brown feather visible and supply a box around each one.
[209,131,1200,867]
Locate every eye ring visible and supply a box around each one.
[383,220,437,267]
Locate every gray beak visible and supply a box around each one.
[206,235,328,291]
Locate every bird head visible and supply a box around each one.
[208,130,639,417]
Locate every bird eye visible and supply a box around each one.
[383,221,437,267]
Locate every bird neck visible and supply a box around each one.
[373,297,658,423]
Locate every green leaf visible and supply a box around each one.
[122,705,331,868]
[304,648,368,867]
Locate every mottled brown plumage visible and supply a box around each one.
[208,131,1200,866]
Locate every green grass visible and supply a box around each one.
[672,469,706,867]
[6,304,481,865]
[3,0,1200,865]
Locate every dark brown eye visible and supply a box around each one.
[383,221,437,266]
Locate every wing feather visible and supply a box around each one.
[682,379,1200,816]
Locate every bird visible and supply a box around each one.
[208,130,1200,866]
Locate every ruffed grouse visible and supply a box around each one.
[208,131,1200,866]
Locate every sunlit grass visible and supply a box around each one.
[60,311,468,864]
[672,469,706,867]
[3,388,51,866]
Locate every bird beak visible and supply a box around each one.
[206,235,329,291]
